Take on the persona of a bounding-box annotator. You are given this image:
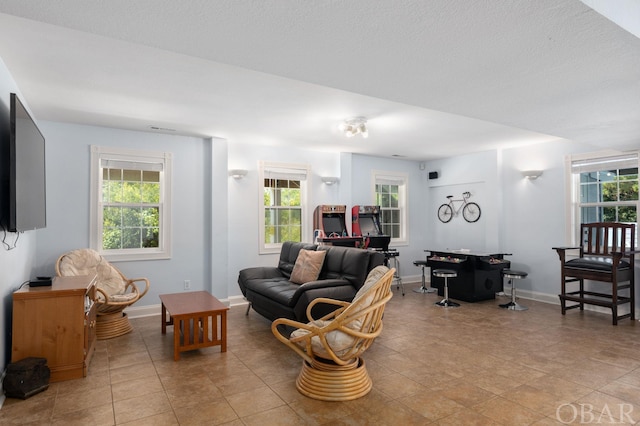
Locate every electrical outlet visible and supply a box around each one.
[184,280,191,290]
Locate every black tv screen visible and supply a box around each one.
[9,93,46,232]
[358,216,380,236]
[322,215,346,235]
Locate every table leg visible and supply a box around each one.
[174,318,181,361]
[161,303,166,334]
[221,311,227,352]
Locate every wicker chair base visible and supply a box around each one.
[296,357,371,401]
[96,312,133,340]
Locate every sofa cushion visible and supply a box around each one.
[244,278,301,307]
[290,249,326,284]
[277,241,318,277]
[317,245,371,288]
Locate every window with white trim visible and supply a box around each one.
[568,152,638,245]
[259,161,310,254]
[373,171,408,244]
[90,146,172,261]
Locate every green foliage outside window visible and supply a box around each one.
[264,178,302,244]
[102,168,160,250]
[376,183,401,238]
[579,168,638,224]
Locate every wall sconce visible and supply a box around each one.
[321,176,340,185]
[228,169,248,179]
[522,170,543,180]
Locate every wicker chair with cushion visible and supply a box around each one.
[56,248,150,339]
[272,265,394,401]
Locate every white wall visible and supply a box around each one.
[349,154,428,278]
[500,139,597,298]
[34,122,215,305]
[226,142,344,299]
[425,150,502,252]
[0,58,39,385]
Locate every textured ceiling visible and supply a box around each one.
[0,0,638,160]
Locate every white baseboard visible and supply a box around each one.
[123,286,626,319]
[124,295,248,319]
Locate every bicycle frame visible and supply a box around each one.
[446,191,472,216]
[437,191,481,223]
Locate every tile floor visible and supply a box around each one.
[2,286,640,425]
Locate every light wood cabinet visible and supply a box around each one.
[12,275,97,382]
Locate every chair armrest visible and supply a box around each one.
[621,249,640,256]
[553,246,582,262]
[125,277,150,299]
[306,298,350,322]
[271,317,318,364]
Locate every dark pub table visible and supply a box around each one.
[425,249,511,302]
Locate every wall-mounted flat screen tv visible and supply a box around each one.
[8,93,46,232]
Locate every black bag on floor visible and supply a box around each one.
[3,357,50,399]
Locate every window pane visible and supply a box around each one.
[122,228,141,249]
[580,172,597,183]
[619,181,638,201]
[108,181,124,203]
[142,170,160,182]
[580,183,599,203]
[142,207,159,227]
[102,167,162,251]
[602,207,617,222]
[619,206,637,223]
[122,207,141,227]
[142,182,160,203]
[123,181,142,203]
[262,172,304,247]
[580,207,598,224]
[601,182,617,202]
[598,170,617,182]
[102,228,122,250]
[104,207,122,227]
[143,228,159,248]
[390,192,399,208]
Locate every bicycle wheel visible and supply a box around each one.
[462,202,481,223]
[437,204,453,223]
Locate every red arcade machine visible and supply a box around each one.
[352,205,403,294]
[313,205,363,247]
[351,205,391,251]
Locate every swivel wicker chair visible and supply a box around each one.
[272,265,394,401]
[56,248,150,339]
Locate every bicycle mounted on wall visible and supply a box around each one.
[437,192,481,223]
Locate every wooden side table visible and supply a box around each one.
[159,291,229,361]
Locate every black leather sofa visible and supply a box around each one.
[238,241,385,322]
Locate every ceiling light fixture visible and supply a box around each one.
[340,117,368,138]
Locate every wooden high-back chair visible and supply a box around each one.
[554,222,637,325]
[272,266,394,401]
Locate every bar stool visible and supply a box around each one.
[433,269,459,307]
[500,269,528,311]
[413,260,436,293]
[384,250,405,296]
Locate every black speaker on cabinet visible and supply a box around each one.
[428,171,439,180]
